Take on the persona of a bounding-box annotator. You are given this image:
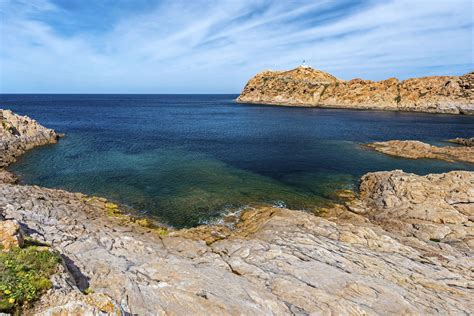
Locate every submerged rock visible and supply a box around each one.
[366,140,474,163]
[237,67,474,114]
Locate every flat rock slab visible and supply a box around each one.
[366,140,474,163]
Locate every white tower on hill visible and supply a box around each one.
[301,60,310,68]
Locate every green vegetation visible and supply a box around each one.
[83,287,94,295]
[0,245,61,313]
[1,121,10,132]
[394,95,401,104]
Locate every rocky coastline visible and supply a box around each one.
[1,110,473,314]
[237,66,474,114]
[366,140,474,163]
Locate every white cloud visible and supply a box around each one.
[0,0,472,93]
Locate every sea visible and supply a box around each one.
[1,94,473,227]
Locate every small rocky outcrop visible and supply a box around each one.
[366,140,474,163]
[348,170,473,249]
[237,67,474,114]
[0,109,59,169]
[449,137,474,147]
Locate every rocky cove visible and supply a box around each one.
[237,66,474,114]
[0,109,473,314]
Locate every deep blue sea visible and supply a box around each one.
[1,94,473,227]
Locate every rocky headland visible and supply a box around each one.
[0,110,60,169]
[237,66,474,114]
[449,137,474,147]
[1,110,473,314]
[366,140,474,163]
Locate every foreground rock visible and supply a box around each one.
[0,219,24,251]
[0,109,59,169]
[237,66,474,114]
[366,140,474,163]
[1,170,473,314]
[348,170,474,249]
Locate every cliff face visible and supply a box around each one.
[237,67,474,114]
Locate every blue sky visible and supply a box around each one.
[0,0,472,93]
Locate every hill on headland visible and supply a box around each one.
[237,66,474,114]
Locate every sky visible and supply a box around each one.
[0,0,472,93]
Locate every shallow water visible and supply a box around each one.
[2,94,473,227]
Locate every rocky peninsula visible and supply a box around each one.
[1,110,473,314]
[449,137,474,147]
[366,140,474,163]
[237,66,474,114]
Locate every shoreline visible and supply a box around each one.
[1,109,473,314]
[236,99,474,115]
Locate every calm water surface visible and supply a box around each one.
[1,94,473,227]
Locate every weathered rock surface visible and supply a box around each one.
[0,169,17,184]
[349,170,474,249]
[0,109,59,169]
[449,137,474,147]
[237,66,474,114]
[0,219,24,251]
[366,140,474,163]
[1,171,473,315]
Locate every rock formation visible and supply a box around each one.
[0,220,24,251]
[366,140,474,163]
[449,137,474,147]
[1,110,473,314]
[0,109,60,168]
[237,67,474,114]
[349,170,473,249]
[1,171,472,314]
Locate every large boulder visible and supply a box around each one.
[0,219,24,251]
[351,170,474,249]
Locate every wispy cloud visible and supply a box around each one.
[0,0,472,93]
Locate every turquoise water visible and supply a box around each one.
[2,94,473,227]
